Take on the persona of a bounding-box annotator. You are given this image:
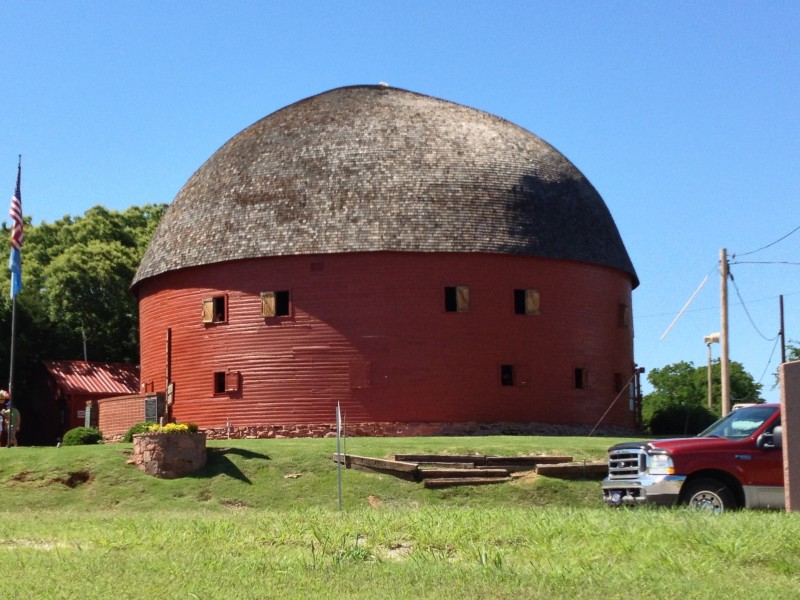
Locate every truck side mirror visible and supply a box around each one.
[773,426,782,449]
[757,426,782,449]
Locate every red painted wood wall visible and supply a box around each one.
[137,251,636,429]
[67,394,96,430]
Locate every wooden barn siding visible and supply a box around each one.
[137,252,635,429]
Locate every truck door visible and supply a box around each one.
[737,418,784,509]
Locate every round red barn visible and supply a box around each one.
[132,85,639,435]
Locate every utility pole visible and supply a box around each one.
[707,341,713,410]
[720,248,731,415]
[704,333,720,410]
[780,295,786,364]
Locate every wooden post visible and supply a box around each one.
[704,333,719,411]
[781,361,800,512]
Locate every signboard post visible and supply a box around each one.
[336,402,343,512]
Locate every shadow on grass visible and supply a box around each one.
[189,447,271,484]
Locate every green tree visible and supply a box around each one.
[787,340,799,362]
[774,340,800,392]
[643,359,763,435]
[0,203,166,443]
[18,203,167,362]
[42,240,139,362]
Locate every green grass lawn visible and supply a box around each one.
[2,436,799,599]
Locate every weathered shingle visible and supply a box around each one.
[133,85,637,288]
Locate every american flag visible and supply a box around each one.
[8,162,23,299]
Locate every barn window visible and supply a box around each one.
[213,371,240,394]
[202,295,227,324]
[444,286,470,312]
[514,289,541,315]
[574,368,588,390]
[618,303,630,328]
[261,291,291,317]
[500,364,515,386]
[614,372,625,394]
[213,372,225,394]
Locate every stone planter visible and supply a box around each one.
[132,432,207,479]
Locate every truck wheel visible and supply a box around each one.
[682,478,737,513]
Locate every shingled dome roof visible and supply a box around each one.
[133,85,637,288]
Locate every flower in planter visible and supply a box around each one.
[147,422,199,434]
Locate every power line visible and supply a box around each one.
[734,224,800,258]
[657,263,720,340]
[638,286,800,320]
[731,260,800,266]
[658,270,712,341]
[755,335,781,386]
[728,267,779,342]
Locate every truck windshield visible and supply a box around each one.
[697,404,779,440]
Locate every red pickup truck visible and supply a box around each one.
[602,403,783,512]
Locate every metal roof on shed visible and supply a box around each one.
[44,360,140,396]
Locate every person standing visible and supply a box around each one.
[0,390,8,446]
[1,399,20,447]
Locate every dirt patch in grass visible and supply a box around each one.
[10,470,34,483]
[511,471,540,483]
[384,542,413,561]
[52,470,93,488]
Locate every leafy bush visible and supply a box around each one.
[123,422,152,443]
[62,426,103,446]
[649,405,718,436]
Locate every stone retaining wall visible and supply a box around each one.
[204,421,640,440]
[132,432,207,478]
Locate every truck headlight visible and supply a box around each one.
[648,453,674,475]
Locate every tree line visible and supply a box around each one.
[643,345,798,435]
[0,204,167,442]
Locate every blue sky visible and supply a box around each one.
[2,1,798,402]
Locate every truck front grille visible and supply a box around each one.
[607,448,646,479]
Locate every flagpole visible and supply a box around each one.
[7,294,16,447]
[6,156,22,447]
